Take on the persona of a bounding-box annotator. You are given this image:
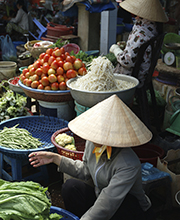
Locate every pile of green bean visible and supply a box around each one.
[0,124,43,150]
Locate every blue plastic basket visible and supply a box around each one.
[0,115,68,159]
[50,206,79,220]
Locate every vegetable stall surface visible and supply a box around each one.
[0,179,63,220]
[0,124,43,150]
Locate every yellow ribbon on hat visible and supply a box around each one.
[92,145,112,163]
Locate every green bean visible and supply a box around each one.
[0,124,44,150]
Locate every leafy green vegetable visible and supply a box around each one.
[70,50,96,66]
[105,53,117,67]
[0,87,27,122]
[50,39,69,48]
[0,124,44,149]
[0,179,62,220]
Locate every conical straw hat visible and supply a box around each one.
[68,95,152,147]
[120,0,168,23]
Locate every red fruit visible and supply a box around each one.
[43,54,50,62]
[35,68,43,76]
[42,63,50,74]
[48,74,57,83]
[33,60,41,69]
[46,48,53,56]
[59,81,67,90]
[41,76,50,86]
[29,74,39,82]
[78,67,87,76]
[58,60,64,68]
[44,85,51,90]
[54,49,62,57]
[29,67,36,76]
[28,64,34,70]
[48,56,56,65]
[48,68,56,75]
[25,72,30,79]
[31,80,40,89]
[63,62,73,71]
[66,55,74,63]
[65,52,70,57]
[51,82,59,90]
[26,78,32,87]
[23,78,28,85]
[22,68,29,75]
[59,47,65,54]
[57,75,65,83]
[56,67,64,75]
[37,84,44,90]
[73,59,82,70]
[60,54,66,60]
[51,60,59,69]
[56,57,63,62]
[66,69,77,79]
[20,73,26,82]
[39,52,46,60]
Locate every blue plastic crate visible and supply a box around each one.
[50,206,79,220]
[0,115,68,159]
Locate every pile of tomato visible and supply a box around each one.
[20,46,87,90]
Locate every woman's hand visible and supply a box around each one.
[28,151,61,167]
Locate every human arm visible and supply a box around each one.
[28,151,62,167]
[10,9,23,24]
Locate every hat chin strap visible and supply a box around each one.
[92,145,112,163]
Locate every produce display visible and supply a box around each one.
[55,133,76,151]
[0,84,27,122]
[69,56,136,92]
[20,46,87,91]
[0,179,62,220]
[0,124,43,150]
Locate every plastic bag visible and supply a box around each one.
[0,35,17,61]
[141,162,172,182]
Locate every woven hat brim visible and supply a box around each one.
[120,0,168,23]
[68,95,152,147]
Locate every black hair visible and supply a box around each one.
[16,0,28,13]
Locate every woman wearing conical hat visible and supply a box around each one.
[110,0,168,88]
[29,95,155,220]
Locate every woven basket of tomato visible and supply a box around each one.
[19,46,87,102]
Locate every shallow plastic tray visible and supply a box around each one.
[50,206,79,220]
[0,116,68,159]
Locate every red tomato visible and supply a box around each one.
[22,68,29,75]
[65,52,70,57]
[46,48,53,56]
[59,47,65,54]
[66,69,77,79]
[43,54,50,62]
[78,67,87,76]
[35,68,43,76]
[48,56,56,65]
[33,60,41,69]
[42,63,50,74]
[56,67,64,75]
[39,52,46,60]
[66,55,74,63]
[59,81,67,90]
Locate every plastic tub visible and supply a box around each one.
[0,61,17,80]
[74,100,90,116]
[133,143,165,167]
[63,43,80,54]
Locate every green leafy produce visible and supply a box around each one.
[71,50,96,65]
[50,39,69,48]
[0,124,44,149]
[105,53,118,67]
[0,85,27,122]
[0,179,63,220]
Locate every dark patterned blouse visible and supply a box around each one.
[116,17,158,88]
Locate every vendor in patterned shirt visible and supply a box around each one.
[110,0,168,88]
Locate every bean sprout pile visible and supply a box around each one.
[69,56,136,91]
